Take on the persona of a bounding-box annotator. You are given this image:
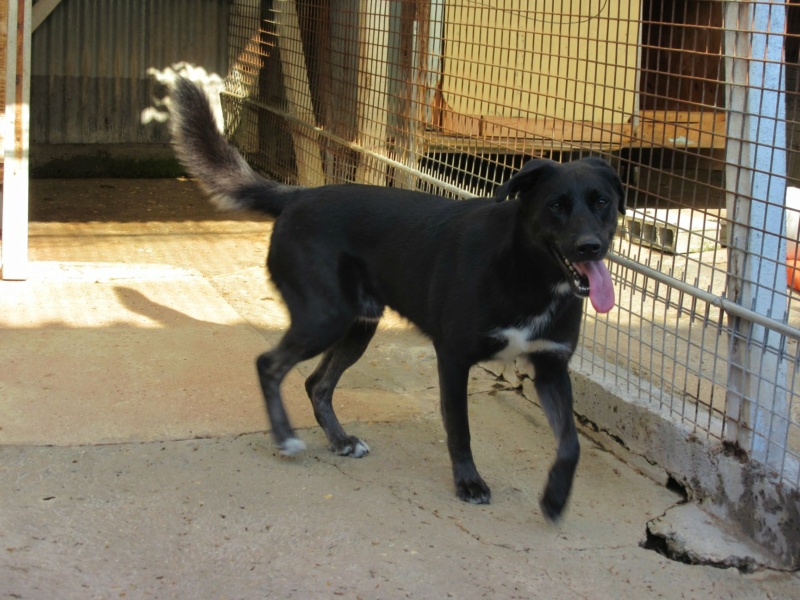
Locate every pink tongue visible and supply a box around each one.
[574,260,615,313]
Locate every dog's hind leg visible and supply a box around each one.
[435,347,491,504]
[257,317,354,456]
[304,319,379,457]
[530,354,580,521]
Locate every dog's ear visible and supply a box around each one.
[580,157,627,215]
[494,159,558,203]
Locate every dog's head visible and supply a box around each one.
[494,157,626,312]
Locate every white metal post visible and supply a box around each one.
[724,1,790,472]
[1,0,32,281]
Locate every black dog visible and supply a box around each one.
[169,79,625,520]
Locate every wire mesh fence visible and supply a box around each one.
[224,0,800,489]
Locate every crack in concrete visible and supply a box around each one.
[641,503,795,574]
[312,455,372,485]
[446,515,520,552]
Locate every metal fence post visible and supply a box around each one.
[723,0,790,472]
[1,0,32,281]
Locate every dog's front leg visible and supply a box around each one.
[435,348,491,504]
[530,354,580,521]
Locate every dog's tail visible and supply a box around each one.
[169,78,291,216]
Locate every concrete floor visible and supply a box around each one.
[1,178,798,598]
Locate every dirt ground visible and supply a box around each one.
[1,178,798,598]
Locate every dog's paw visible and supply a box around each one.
[278,437,307,457]
[331,437,370,458]
[455,477,491,505]
[539,488,567,522]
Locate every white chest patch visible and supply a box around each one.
[552,280,573,296]
[489,291,574,362]
[491,327,572,362]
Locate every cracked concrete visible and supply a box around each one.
[644,503,789,573]
[2,178,798,598]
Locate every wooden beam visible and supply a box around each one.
[274,0,324,186]
[32,0,60,31]
[2,0,32,281]
[355,0,390,185]
[437,110,726,152]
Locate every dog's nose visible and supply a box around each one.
[576,237,602,259]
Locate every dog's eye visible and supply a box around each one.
[596,197,609,209]
[549,200,564,213]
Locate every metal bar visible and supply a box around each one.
[610,253,800,343]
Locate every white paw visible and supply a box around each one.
[353,439,370,458]
[341,439,370,458]
[279,437,307,456]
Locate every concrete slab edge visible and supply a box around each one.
[645,503,787,572]
[479,357,800,571]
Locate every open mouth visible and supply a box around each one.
[553,248,615,313]
[557,252,591,297]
